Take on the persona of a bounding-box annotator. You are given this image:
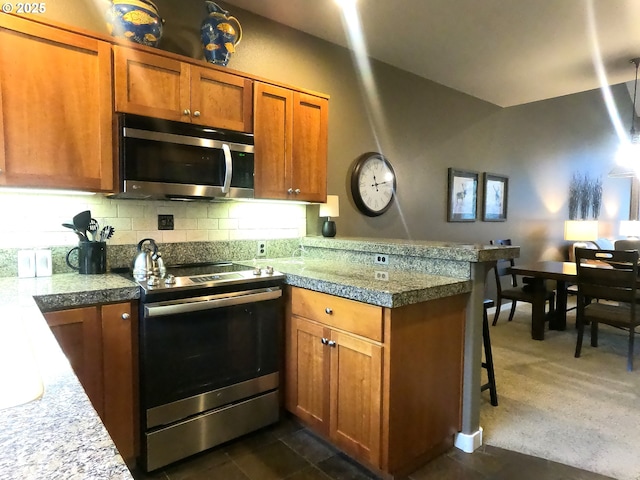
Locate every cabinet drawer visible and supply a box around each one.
[290,287,383,342]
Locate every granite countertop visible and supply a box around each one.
[0,274,139,480]
[253,257,472,308]
[301,236,519,262]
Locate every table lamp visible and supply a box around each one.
[564,220,598,262]
[619,220,640,239]
[564,220,598,244]
[319,195,339,237]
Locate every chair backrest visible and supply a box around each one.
[575,248,639,304]
[490,239,517,291]
[614,239,640,252]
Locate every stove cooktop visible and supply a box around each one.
[136,262,284,293]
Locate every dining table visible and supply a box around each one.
[508,261,576,340]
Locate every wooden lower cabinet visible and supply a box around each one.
[285,286,466,478]
[44,301,138,463]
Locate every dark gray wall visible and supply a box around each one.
[40,0,633,264]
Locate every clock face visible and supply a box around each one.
[350,153,396,217]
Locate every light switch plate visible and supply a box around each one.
[18,250,36,278]
[35,249,52,277]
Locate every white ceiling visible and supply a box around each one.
[224,0,640,107]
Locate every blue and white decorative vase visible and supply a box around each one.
[200,1,242,66]
[106,0,164,48]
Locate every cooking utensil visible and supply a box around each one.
[72,210,92,240]
[99,226,115,242]
[62,222,88,241]
[88,218,100,241]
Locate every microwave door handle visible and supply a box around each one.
[222,143,232,194]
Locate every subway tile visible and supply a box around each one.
[162,230,187,243]
[118,203,146,218]
[219,218,239,230]
[174,218,197,230]
[208,203,230,218]
[132,217,157,231]
[198,218,219,230]
[209,230,230,241]
[186,230,209,242]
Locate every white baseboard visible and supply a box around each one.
[454,427,483,453]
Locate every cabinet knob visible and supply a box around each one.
[287,188,294,194]
[183,109,191,116]
[327,340,337,348]
[121,313,130,320]
[294,188,301,194]
[325,307,333,315]
[321,337,328,345]
[193,110,201,117]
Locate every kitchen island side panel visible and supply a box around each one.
[382,293,467,475]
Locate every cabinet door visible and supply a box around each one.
[253,82,293,200]
[0,16,113,191]
[190,66,253,132]
[102,302,137,462]
[113,46,191,122]
[329,330,382,467]
[44,302,138,463]
[45,306,104,416]
[292,92,328,202]
[285,315,329,433]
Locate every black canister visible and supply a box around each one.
[66,241,107,274]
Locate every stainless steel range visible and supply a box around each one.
[135,262,285,472]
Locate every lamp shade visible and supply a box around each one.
[620,220,640,237]
[319,195,340,218]
[564,220,598,242]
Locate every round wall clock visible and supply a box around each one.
[350,152,397,217]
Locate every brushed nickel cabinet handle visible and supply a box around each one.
[193,110,201,117]
[183,109,191,116]
[327,340,337,348]
[287,188,294,194]
[121,313,131,320]
[321,337,328,345]
[325,307,333,314]
[294,188,301,194]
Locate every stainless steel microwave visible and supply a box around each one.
[113,114,255,200]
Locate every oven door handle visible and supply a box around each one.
[144,287,282,318]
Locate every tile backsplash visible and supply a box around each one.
[0,191,307,248]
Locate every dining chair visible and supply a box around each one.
[574,248,640,372]
[614,239,640,251]
[490,239,556,326]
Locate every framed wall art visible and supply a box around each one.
[447,168,478,222]
[482,172,508,221]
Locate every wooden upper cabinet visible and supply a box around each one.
[0,15,114,191]
[292,92,328,202]
[254,83,293,200]
[190,65,252,132]
[254,82,328,202]
[113,46,190,122]
[114,46,253,132]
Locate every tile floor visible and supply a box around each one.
[130,414,614,480]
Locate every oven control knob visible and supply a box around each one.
[164,274,176,285]
[147,275,160,287]
[265,265,274,275]
[253,267,262,275]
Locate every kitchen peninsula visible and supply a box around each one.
[0,237,516,479]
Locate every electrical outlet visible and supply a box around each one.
[257,241,267,257]
[374,270,389,281]
[158,214,174,230]
[374,254,389,265]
